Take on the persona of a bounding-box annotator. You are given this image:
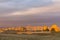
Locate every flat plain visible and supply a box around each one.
[0,33,60,40]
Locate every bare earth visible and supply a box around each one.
[0,33,60,40]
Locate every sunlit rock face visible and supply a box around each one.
[43,25,48,31]
[50,24,60,32]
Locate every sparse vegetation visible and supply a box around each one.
[0,33,60,40]
[1,30,17,34]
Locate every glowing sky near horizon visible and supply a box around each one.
[0,0,60,27]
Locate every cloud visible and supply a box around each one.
[52,0,60,2]
[0,0,52,17]
[0,0,51,8]
[2,2,60,17]
[0,0,60,26]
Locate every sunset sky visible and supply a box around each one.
[0,0,60,27]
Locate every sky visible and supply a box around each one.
[0,0,60,27]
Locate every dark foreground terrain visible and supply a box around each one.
[0,33,60,40]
